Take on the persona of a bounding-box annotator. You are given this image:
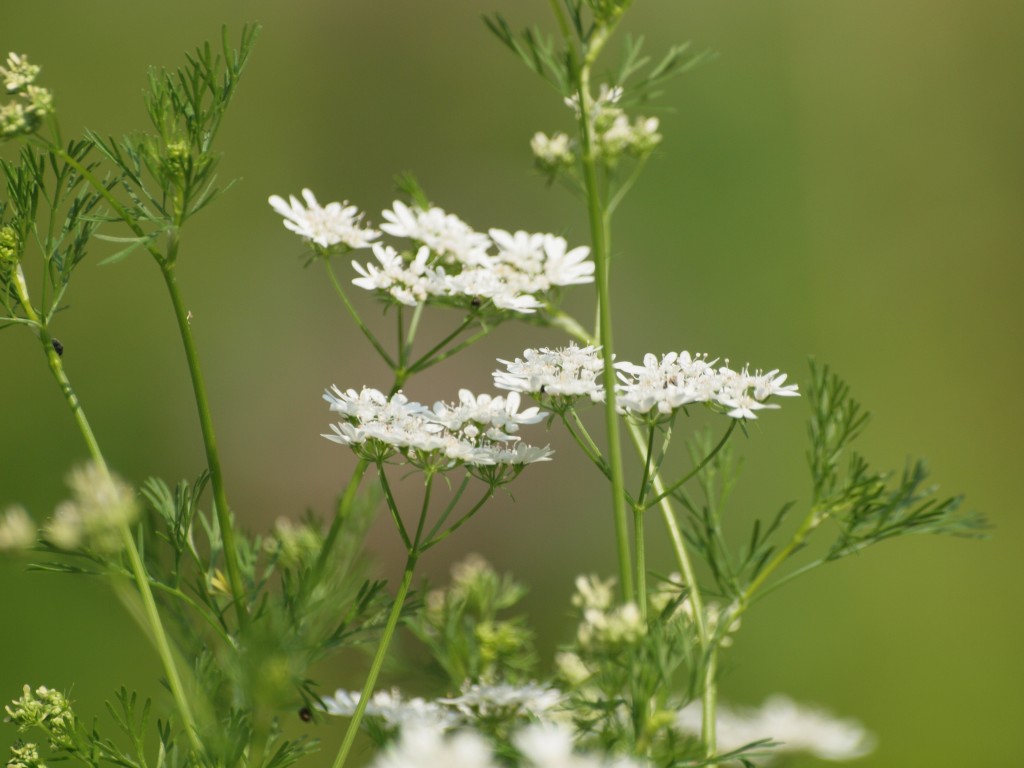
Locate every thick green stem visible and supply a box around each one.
[577,43,633,605]
[159,260,248,629]
[331,553,418,768]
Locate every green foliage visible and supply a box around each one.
[407,555,536,686]
[806,361,989,558]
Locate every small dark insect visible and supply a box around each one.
[51,338,64,357]
[539,384,547,394]
[471,297,482,308]
[298,707,313,722]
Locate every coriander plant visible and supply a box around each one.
[1,4,985,768]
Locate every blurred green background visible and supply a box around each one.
[2,1,1022,766]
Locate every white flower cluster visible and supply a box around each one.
[323,688,460,731]
[366,723,649,768]
[571,576,646,651]
[353,202,593,313]
[322,386,553,474]
[438,681,564,720]
[533,84,660,169]
[268,189,379,250]
[0,505,35,552]
[323,681,563,733]
[494,346,799,420]
[42,462,138,553]
[0,52,52,140]
[269,193,594,314]
[494,344,606,404]
[675,695,875,762]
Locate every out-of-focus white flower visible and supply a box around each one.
[438,681,564,720]
[322,689,459,730]
[268,189,379,250]
[515,723,649,768]
[531,132,574,167]
[42,462,137,553]
[368,724,498,768]
[1,53,41,93]
[0,505,35,552]
[676,696,875,762]
[571,574,617,612]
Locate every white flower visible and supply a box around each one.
[368,725,498,768]
[323,386,552,474]
[540,236,594,287]
[352,245,446,306]
[381,201,492,267]
[675,696,875,762]
[515,723,649,768]
[438,681,564,720]
[614,352,798,420]
[322,689,458,730]
[571,574,617,612]
[493,344,606,402]
[531,132,574,167]
[1,52,41,93]
[0,505,35,551]
[42,462,137,553]
[268,189,379,250]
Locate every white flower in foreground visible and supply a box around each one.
[675,696,875,762]
[494,344,606,402]
[268,189,379,250]
[368,725,498,768]
[516,723,649,768]
[438,681,564,720]
[322,688,458,730]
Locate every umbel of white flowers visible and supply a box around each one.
[494,344,799,420]
[269,193,594,314]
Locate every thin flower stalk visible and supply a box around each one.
[9,267,201,752]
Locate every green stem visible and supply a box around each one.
[12,267,201,753]
[331,552,419,768]
[302,459,371,603]
[406,314,476,373]
[324,261,395,369]
[645,421,737,510]
[702,645,718,758]
[576,32,633,605]
[736,507,823,615]
[634,504,647,620]
[159,259,248,629]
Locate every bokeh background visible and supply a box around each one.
[2,1,1022,766]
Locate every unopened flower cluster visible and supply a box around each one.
[5,685,75,750]
[533,85,661,172]
[494,345,799,420]
[270,193,594,315]
[0,53,53,140]
[323,386,552,477]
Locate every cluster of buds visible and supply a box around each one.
[5,685,76,751]
[0,53,53,140]
[533,84,661,172]
[43,462,138,554]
